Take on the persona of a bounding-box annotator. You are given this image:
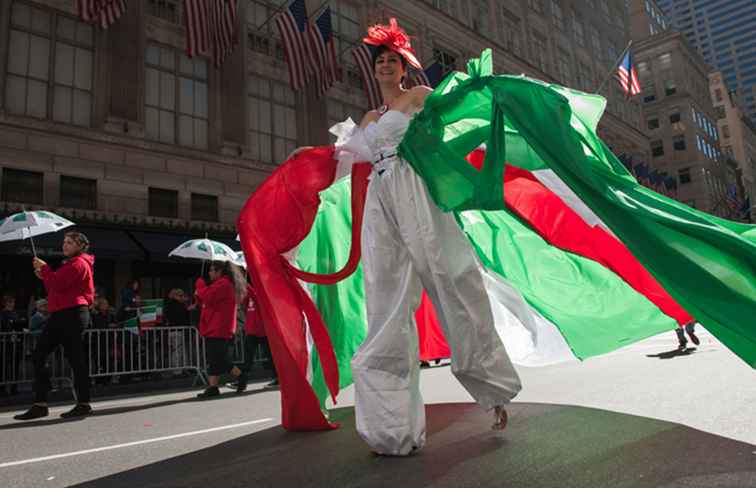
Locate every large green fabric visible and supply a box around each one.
[399,49,756,368]
[297,178,367,407]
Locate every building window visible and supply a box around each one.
[658,53,672,69]
[664,79,677,96]
[678,167,691,184]
[499,8,521,57]
[572,11,584,47]
[145,43,209,149]
[148,187,179,218]
[643,81,656,103]
[1,168,43,204]
[146,0,181,23]
[637,61,649,75]
[551,1,563,30]
[6,1,94,126]
[191,193,218,222]
[329,0,361,78]
[530,30,548,72]
[669,112,680,124]
[470,0,490,38]
[248,75,297,164]
[647,117,659,130]
[673,135,686,151]
[722,125,730,138]
[60,175,97,209]
[651,140,664,157]
[433,47,457,78]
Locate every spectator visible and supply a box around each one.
[14,231,95,420]
[91,297,116,329]
[164,289,191,327]
[29,298,50,333]
[237,283,277,392]
[194,261,246,398]
[118,278,141,321]
[164,289,192,374]
[1,294,24,395]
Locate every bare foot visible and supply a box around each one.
[492,405,508,431]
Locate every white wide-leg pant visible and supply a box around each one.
[351,157,522,456]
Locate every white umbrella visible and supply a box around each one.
[168,238,237,263]
[0,210,75,256]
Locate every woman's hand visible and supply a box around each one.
[32,257,47,271]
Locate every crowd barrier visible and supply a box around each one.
[0,327,270,396]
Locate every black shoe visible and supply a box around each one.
[61,403,92,419]
[266,379,279,387]
[688,332,700,345]
[677,342,687,350]
[14,405,49,421]
[197,386,221,398]
[236,372,248,394]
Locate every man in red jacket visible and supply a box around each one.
[15,231,95,420]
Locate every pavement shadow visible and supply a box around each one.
[71,402,756,488]
[646,347,697,359]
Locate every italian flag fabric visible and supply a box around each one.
[296,49,756,406]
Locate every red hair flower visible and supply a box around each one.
[363,18,422,70]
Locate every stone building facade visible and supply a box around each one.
[0,0,647,304]
[710,71,756,221]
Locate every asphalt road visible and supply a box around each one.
[0,329,754,487]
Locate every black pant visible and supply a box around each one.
[244,335,277,378]
[33,306,91,403]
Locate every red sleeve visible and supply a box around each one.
[196,278,232,306]
[41,261,85,293]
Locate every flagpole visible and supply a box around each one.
[596,40,633,95]
[254,0,330,33]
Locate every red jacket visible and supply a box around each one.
[41,253,95,313]
[195,276,237,339]
[243,284,266,337]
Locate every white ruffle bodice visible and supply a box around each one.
[363,110,413,159]
[329,110,416,180]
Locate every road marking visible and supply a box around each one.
[0,418,274,468]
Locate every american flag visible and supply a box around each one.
[615,50,641,97]
[406,62,444,89]
[307,7,339,98]
[185,0,240,68]
[276,0,311,91]
[352,44,382,110]
[78,0,127,29]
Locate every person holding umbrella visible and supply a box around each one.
[14,231,95,420]
[195,260,247,398]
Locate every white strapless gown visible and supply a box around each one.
[349,110,522,456]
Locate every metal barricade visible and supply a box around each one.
[0,331,73,391]
[1,327,275,394]
[85,326,204,381]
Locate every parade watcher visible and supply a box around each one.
[1,294,25,395]
[14,231,95,420]
[29,298,50,333]
[236,283,277,392]
[194,261,247,398]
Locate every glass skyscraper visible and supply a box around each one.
[657,0,756,124]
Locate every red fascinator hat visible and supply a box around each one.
[363,18,422,70]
